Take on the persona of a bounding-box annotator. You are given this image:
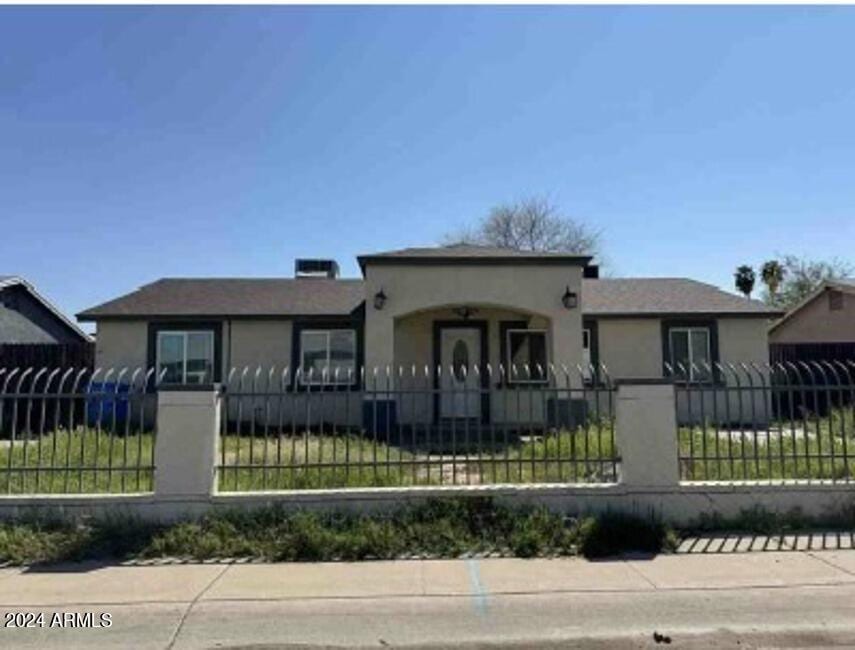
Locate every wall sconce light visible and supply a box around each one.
[452,306,478,320]
[562,286,578,309]
[373,289,387,310]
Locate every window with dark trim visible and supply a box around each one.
[582,319,600,384]
[290,318,364,390]
[661,319,719,383]
[157,330,214,385]
[299,329,357,384]
[147,321,223,384]
[505,329,548,384]
[668,327,711,381]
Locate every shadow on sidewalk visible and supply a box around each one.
[18,556,244,574]
[676,530,855,554]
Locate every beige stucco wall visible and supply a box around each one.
[94,320,148,371]
[592,315,773,425]
[364,263,585,377]
[227,320,293,375]
[769,289,855,344]
[95,319,294,380]
[718,318,771,366]
[594,316,771,381]
[597,318,663,379]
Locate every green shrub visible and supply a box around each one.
[0,498,679,565]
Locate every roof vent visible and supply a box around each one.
[295,259,339,279]
[583,264,599,279]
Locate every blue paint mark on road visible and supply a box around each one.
[466,558,489,617]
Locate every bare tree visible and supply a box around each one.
[443,197,602,257]
[763,254,853,309]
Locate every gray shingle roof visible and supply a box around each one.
[582,278,781,316]
[77,278,366,320]
[78,276,781,320]
[0,276,91,341]
[0,305,59,344]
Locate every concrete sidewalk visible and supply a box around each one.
[1,550,855,649]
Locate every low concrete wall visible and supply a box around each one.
[0,483,852,527]
[0,383,852,528]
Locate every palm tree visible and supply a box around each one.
[761,260,785,298]
[734,265,756,299]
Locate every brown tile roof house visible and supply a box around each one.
[768,278,855,361]
[78,276,777,319]
[78,245,781,413]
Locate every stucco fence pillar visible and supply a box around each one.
[614,380,680,488]
[155,386,222,499]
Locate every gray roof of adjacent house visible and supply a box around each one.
[0,275,91,343]
[0,305,58,343]
[78,276,780,320]
[77,278,366,320]
[357,244,591,271]
[827,278,855,290]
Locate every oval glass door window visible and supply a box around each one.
[452,339,469,382]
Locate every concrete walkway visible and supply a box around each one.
[2,550,855,648]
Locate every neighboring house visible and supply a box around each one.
[0,275,92,370]
[0,275,90,345]
[77,245,781,425]
[769,279,855,363]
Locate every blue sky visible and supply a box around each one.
[2,6,854,326]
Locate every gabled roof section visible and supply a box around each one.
[0,276,92,342]
[768,279,855,333]
[78,275,783,321]
[357,244,592,273]
[582,278,782,317]
[77,278,366,321]
[0,306,60,344]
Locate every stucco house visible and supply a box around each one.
[769,279,855,362]
[77,245,781,426]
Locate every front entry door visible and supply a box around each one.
[440,327,482,418]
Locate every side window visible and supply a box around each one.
[668,327,712,382]
[506,329,548,383]
[156,331,215,385]
[582,328,592,379]
[299,329,357,384]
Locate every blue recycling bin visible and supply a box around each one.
[87,382,130,428]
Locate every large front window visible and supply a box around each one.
[506,329,548,383]
[157,331,214,385]
[300,329,357,384]
[668,327,711,381]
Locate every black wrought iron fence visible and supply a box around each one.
[0,367,158,494]
[217,364,619,491]
[673,360,855,482]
